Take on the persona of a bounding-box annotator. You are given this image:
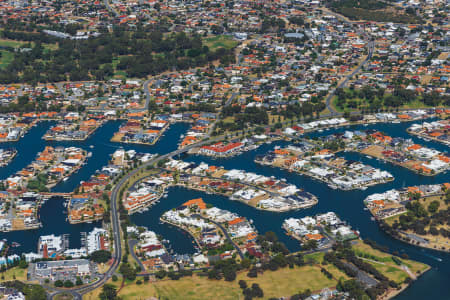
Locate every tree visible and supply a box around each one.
[63,280,74,288]
[90,250,112,263]
[119,262,137,281]
[76,276,83,286]
[428,200,440,214]
[18,260,28,269]
[302,240,318,251]
[99,284,118,300]
[155,270,167,279]
[239,280,247,289]
[223,267,236,281]
[27,285,47,300]
[54,280,63,287]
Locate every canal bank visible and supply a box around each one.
[0,118,448,300]
[0,120,191,253]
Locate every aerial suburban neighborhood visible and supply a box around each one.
[0,0,448,299]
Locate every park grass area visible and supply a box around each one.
[382,196,449,251]
[204,35,239,51]
[417,195,447,212]
[0,39,27,48]
[111,56,128,78]
[0,39,57,50]
[399,99,437,110]
[367,262,410,283]
[0,266,27,282]
[97,262,111,274]
[268,113,285,125]
[352,240,429,281]
[84,263,345,300]
[320,106,332,116]
[124,168,161,189]
[54,293,75,300]
[383,214,403,226]
[332,93,444,113]
[0,50,14,69]
[304,251,326,263]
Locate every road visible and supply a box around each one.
[50,134,220,298]
[324,40,374,115]
[313,7,375,116]
[103,0,118,17]
[192,214,244,260]
[48,11,373,298]
[142,79,152,111]
[225,92,238,106]
[128,239,146,270]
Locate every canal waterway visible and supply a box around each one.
[0,119,448,299]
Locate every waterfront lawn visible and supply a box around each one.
[0,266,27,282]
[85,263,346,299]
[385,195,450,251]
[366,263,410,284]
[352,241,429,281]
[304,252,326,263]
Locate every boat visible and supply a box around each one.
[87,152,92,157]
[63,177,69,182]
[11,242,20,247]
[89,145,94,149]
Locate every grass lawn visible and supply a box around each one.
[84,263,345,300]
[399,99,436,110]
[125,168,161,188]
[330,88,444,113]
[331,95,363,113]
[417,195,447,212]
[0,39,28,48]
[268,113,285,125]
[352,240,429,281]
[320,106,332,116]
[383,214,403,226]
[113,70,127,79]
[0,267,27,282]
[304,252,325,263]
[204,35,239,51]
[367,262,410,283]
[54,293,75,300]
[0,50,14,69]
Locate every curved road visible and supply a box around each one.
[192,214,244,260]
[50,137,220,299]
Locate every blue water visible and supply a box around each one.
[0,120,190,253]
[0,119,448,299]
